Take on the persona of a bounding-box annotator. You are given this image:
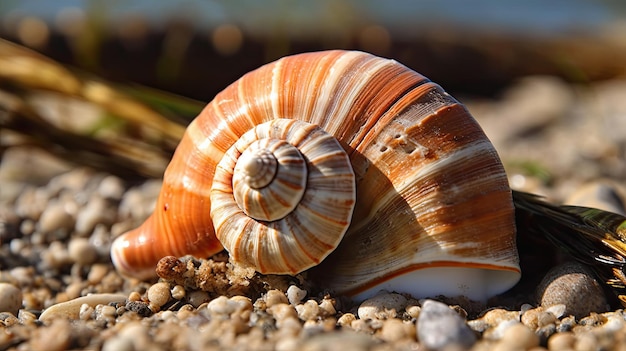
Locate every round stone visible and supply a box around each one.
[537,261,608,319]
[147,282,171,308]
[0,283,22,316]
[68,238,98,265]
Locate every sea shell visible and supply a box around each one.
[111,50,520,301]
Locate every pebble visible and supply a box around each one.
[207,296,234,316]
[206,295,252,319]
[379,319,414,342]
[39,293,127,321]
[522,306,547,329]
[264,289,288,307]
[547,331,576,350]
[171,285,186,300]
[337,313,356,327]
[416,299,476,350]
[575,332,598,351]
[97,175,125,201]
[402,306,419,320]
[0,283,22,315]
[357,292,407,320]
[537,261,609,319]
[470,308,520,332]
[87,264,110,284]
[67,237,98,265]
[15,186,48,220]
[147,282,171,308]
[37,201,74,235]
[495,322,539,350]
[101,321,154,351]
[0,312,19,327]
[318,297,336,316]
[75,196,116,234]
[286,285,307,305]
[296,300,321,321]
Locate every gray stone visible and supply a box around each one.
[416,299,476,350]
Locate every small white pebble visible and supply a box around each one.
[286,285,307,305]
[319,298,336,316]
[268,303,298,323]
[95,304,117,322]
[229,296,253,312]
[99,305,117,318]
[406,305,420,319]
[171,285,186,300]
[545,304,566,319]
[337,313,356,326]
[296,300,320,321]
[207,296,237,316]
[264,290,288,307]
[79,303,95,320]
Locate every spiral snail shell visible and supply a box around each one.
[111,50,521,301]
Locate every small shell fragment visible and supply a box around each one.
[39,293,127,321]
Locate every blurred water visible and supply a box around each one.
[1,0,622,37]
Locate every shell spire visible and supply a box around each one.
[210,119,356,274]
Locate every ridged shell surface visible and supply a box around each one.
[111,50,520,300]
[210,118,356,274]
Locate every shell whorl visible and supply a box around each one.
[210,119,356,274]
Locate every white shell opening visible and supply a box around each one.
[350,267,521,302]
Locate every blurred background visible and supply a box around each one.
[2,0,626,100]
[1,0,626,200]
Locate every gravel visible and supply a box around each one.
[0,76,625,350]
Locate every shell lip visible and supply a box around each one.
[110,235,158,280]
[338,260,521,302]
